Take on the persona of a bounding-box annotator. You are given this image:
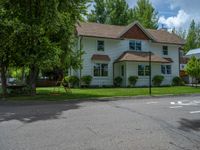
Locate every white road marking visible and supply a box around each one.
[170,102,175,105]
[190,111,200,114]
[170,106,182,109]
[146,101,158,104]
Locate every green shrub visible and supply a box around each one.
[128,76,138,87]
[81,75,92,87]
[152,75,164,86]
[114,76,123,87]
[69,76,79,87]
[172,76,185,86]
[62,76,70,87]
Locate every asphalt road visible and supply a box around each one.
[0,95,200,150]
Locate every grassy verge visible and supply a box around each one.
[3,86,200,101]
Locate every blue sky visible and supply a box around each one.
[88,0,200,30]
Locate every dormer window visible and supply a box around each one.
[163,46,168,55]
[97,40,104,51]
[129,40,141,51]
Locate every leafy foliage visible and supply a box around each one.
[114,76,123,87]
[185,56,200,86]
[184,20,197,52]
[87,0,158,28]
[128,76,138,87]
[172,76,185,86]
[152,75,164,87]
[69,76,80,88]
[0,0,88,95]
[81,75,92,87]
[129,0,158,29]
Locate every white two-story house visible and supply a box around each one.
[74,21,185,87]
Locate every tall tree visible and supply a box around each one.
[1,0,88,95]
[87,0,130,25]
[184,20,198,52]
[87,0,107,24]
[129,0,158,29]
[0,6,16,97]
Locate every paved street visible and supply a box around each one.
[0,95,200,150]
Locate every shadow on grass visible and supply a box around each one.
[178,118,200,132]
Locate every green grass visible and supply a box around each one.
[4,86,200,101]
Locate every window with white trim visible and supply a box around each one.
[138,65,149,76]
[163,46,168,55]
[97,40,104,51]
[161,65,171,74]
[93,63,108,77]
[129,40,142,51]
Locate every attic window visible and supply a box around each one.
[129,40,142,51]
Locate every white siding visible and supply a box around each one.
[75,36,180,86]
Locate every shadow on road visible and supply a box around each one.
[178,118,200,132]
[0,101,81,123]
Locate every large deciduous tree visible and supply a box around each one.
[185,56,200,87]
[0,0,88,96]
[129,0,158,29]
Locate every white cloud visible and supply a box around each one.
[159,10,190,29]
[162,0,200,30]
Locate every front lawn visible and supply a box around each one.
[4,86,200,101]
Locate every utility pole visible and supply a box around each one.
[149,51,152,95]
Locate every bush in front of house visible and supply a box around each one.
[81,75,92,87]
[152,75,164,86]
[69,76,79,87]
[114,76,123,87]
[128,76,138,87]
[172,76,185,86]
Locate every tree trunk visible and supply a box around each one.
[28,65,39,96]
[0,63,7,98]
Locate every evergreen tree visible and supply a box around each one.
[184,20,198,52]
[129,0,158,29]
[87,0,130,25]
[87,0,107,24]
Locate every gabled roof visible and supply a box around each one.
[76,22,185,45]
[115,51,172,63]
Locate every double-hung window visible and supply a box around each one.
[138,65,150,76]
[94,63,108,77]
[129,40,142,51]
[161,65,171,74]
[163,46,168,55]
[97,40,104,51]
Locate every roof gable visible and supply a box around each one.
[120,22,152,40]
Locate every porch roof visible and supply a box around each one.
[115,51,172,63]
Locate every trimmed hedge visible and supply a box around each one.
[128,76,138,87]
[114,76,123,87]
[172,76,185,86]
[152,75,164,86]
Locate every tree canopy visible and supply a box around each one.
[87,0,158,28]
[129,0,158,29]
[0,0,88,96]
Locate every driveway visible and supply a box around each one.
[0,95,200,150]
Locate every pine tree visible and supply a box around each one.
[184,20,198,52]
[129,0,158,29]
[87,0,130,25]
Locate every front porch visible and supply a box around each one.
[114,51,173,87]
